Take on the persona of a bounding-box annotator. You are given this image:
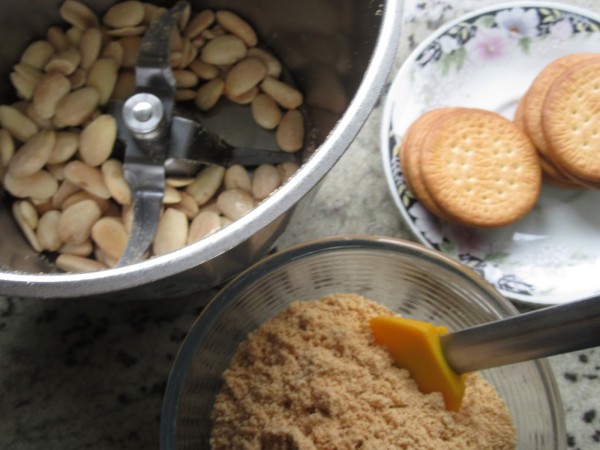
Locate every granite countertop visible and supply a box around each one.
[1,0,599,449]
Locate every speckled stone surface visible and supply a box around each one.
[1,1,599,449]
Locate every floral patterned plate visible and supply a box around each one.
[381,2,600,305]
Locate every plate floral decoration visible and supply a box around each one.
[416,5,600,74]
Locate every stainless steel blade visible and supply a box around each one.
[116,2,188,266]
[165,116,299,177]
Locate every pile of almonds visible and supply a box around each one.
[0,0,304,272]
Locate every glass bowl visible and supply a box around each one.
[160,235,565,449]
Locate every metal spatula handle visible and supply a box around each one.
[441,294,600,373]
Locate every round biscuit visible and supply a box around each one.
[542,57,600,182]
[401,108,456,221]
[420,108,542,228]
[524,53,599,155]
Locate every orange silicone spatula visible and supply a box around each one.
[369,294,600,411]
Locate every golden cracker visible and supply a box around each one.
[543,57,600,182]
[421,108,541,228]
[401,108,456,221]
[523,53,599,156]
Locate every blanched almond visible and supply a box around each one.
[36,210,62,251]
[47,26,71,52]
[20,41,55,70]
[103,1,145,29]
[48,131,79,164]
[12,201,42,252]
[247,47,282,78]
[189,59,219,80]
[201,35,246,65]
[60,0,100,30]
[91,217,129,260]
[224,164,252,192]
[59,240,93,257]
[251,93,282,129]
[217,188,254,220]
[186,164,225,205]
[195,78,224,111]
[101,159,131,205]
[184,10,215,39]
[8,130,55,177]
[276,109,304,153]
[225,57,266,98]
[64,160,110,199]
[33,72,72,120]
[278,162,300,184]
[10,72,36,100]
[215,10,257,47]
[188,210,221,243]
[79,114,117,166]
[228,86,258,105]
[4,170,58,199]
[58,199,102,244]
[163,185,182,204]
[172,190,199,219]
[0,129,15,166]
[56,254,106,272]
[87,58,119,105]
[54,87,100,128]
[178,3,192,30]
[252,164,281,200]
[66,27,83,46]
[0,106,39,142]
[153,208,188,256]
[79,27,103,70]
[174,70,198,88]
[175,89,197,101]
[166,177,195,188]
[13,200,38,229]
[260,77,303,110]
[101,41,124,66]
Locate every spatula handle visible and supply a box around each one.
[440,295,600,373]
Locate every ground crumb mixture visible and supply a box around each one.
[210,293,516,450]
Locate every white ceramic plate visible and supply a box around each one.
[381,2,600,305]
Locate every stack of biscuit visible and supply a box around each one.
[399,107,542,228]
[514,53,600,189]
[399,52,600,228]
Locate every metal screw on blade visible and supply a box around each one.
[123,93,166,140]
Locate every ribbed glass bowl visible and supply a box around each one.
[160,235,565,449]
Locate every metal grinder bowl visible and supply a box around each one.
[0,0,404,299]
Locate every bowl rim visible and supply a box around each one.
[159,234,566,449]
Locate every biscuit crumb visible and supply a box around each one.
[210,293,516,450]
